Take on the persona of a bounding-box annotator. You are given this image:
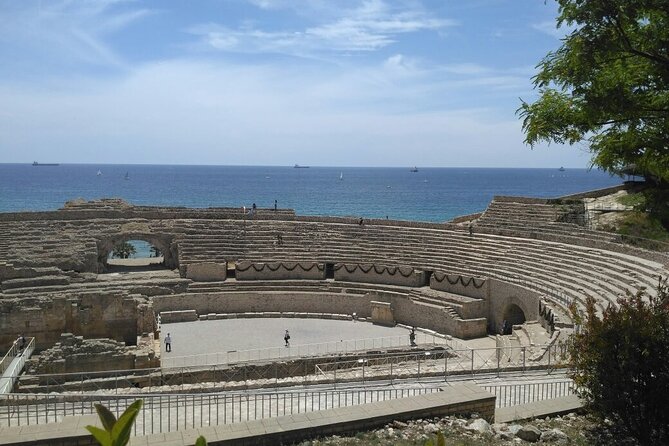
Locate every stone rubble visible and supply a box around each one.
[292,412,601,445]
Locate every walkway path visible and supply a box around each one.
[0,338,35,394]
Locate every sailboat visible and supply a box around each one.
[96,170,102,176]
[124,172,130,180]
[339,172,343,181]
[410,166,418,172]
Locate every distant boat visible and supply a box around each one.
[558,166,566,172]
[124,172,130,180]
[294,164,309,168]
[339,172,343,180]
[96,170,102,176]
[410,166,418,172]
[32,161,59,166]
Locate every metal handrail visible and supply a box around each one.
[161,332,452,368]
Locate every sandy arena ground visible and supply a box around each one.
[161,318,412,358]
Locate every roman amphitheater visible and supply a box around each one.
[0,185,666,445]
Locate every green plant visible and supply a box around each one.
[423,431,445,446]
[615,192,646,209]
[518,0,669,184]
[86,400,207,446]
[569,280,669,444]
[112,241,136,259]
[86,400,143,446]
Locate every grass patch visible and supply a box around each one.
[616,192,646,208]
[617,211,669,250]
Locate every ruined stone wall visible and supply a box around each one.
[385,293,487,339]
[0,292,146,350]
[334,264,427,287]
[236,261,325,280]
[153,292,372,318]
[152,290,488,340]
[430,273,489,300]
[487,279,541,331]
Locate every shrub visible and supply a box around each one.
[569,281,669,444]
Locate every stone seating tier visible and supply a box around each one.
[0,202,665,329]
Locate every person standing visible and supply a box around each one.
[284,330,290,347]
[409,327,416,346]
[17,334,26,355]
[274,200,278,211]
[165,333,172,352]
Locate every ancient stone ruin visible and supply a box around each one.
[0,193,666,375]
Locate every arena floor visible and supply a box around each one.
[161,318,412,363]
[160,318,497,368]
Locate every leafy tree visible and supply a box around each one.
[569,280,669,444]
[112,242,136,259]
[149,246,162,258]
[519,0,669,183]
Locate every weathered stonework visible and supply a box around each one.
[0,196,665,355]
[334,264,427,287]
[370,300,395,326]
[236,261,325,280]
[25,333,158,375]
[186,262,227,281]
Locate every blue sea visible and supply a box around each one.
[0,164,620,222]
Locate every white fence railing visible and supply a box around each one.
[0,387,440,434]
[161,332,454,368]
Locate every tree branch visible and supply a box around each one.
[609,15,669,68]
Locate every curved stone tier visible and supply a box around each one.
[0,198,666,352]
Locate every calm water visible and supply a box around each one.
[0,164,620,222]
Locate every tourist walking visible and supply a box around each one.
[284,330,290,347]
[468,223,473,236]
[17,334,26,354]
[409,327,416,346]
[274,200,277,211]
[165,333,172,352]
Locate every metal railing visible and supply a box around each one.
[0,387,441,434]
[483,379,576,408]
[162,332,452,368]
[314,343,570,385]
[1,337,35,394]
[5,342,571,394]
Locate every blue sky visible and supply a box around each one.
[0,0,589,167]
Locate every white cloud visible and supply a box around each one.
[0,57,580,167]
[189,0,455,54]
[0,0,151,69]
[531,20,576,39]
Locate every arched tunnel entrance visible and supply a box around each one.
[503,304,527,327]
[97,234,178,272]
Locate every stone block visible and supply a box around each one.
[160,310,198,323]
[370,301,395,326]
[185,262,227,282]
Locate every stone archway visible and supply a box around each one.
[97,233,178,272]
[503,303,526,326]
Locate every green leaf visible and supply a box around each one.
[86,425,112,446]
[195,435,208,446]
[436,431,445,446]
[94,403,117,432]
[111,400,143,446]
